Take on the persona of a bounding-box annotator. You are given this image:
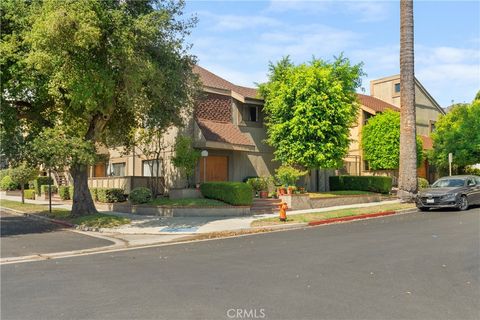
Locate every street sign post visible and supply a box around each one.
[448,153,453,176]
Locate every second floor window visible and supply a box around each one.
[248,105,258,122]
[394,83,401,93]
[108,162,125,177]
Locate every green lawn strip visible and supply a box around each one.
[148,197,229,207]
[0,199,130,228]
[309,190,375,198]
[251,203,415,227]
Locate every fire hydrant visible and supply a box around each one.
[279,202,288,222]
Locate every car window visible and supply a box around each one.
[467,178,476,186]
[475,177,480,185]
[431,179,466,188]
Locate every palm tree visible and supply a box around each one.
[398,0,417,201]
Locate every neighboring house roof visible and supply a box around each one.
[357,93,399,113]
[193,65,259,100]
[420,135,433,150]
[197,119,254,146]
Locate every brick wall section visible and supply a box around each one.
[195,93,232,122]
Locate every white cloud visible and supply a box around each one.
[266,0,390,22]
[196,11,281,31]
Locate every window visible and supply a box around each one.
[394,83,400,93]
[430,121,436,133]
[248,105,258,122]
[363,111,373,125]
[107,162,125,177]
[143,160,162,177]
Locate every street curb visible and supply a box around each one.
[307,208,418,226]
[0,206,74,228]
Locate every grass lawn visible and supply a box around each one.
[309,190,377,198]
[251,203,415,227]
[148,197,229,207]
[0,199,130,228]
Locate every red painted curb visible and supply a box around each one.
[308,210,396,226]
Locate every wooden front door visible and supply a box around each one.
[94,163,106,177]
[199,156,228,182]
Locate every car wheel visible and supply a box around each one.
[458,195,469,211]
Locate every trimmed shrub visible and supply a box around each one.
[418,178,429,189]
[24,189,36,200]
[329,176,392,194]
[129,187,153,204]
[69,186,74,199]
[0,176,18,191]
[246,177,268,192]
[90,188,98,202]
[97,188,126,203]
[41,185,58,194]
[200,182,253,206]
[33,176,53,195]
[58,186,70,200]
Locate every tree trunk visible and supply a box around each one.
[398,0,418,201]
[70,163,97,216]
[21,184,25,204]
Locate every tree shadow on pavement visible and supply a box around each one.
[0,213,62,237]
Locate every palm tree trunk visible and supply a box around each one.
[398,0,418,201]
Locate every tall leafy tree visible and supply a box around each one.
[430,95,480,172]
[398,0,418,200]
[361,109,423,170]
[259,56,364,171]
[1,0,199,216]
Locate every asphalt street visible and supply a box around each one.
[1,211,113,258]
[2,207,479,320]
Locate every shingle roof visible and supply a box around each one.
[419,135,433,150]
[193,65,259,99]
[197,119,254,146]
[357,93,399,113]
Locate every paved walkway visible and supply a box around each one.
[0,193,401,235]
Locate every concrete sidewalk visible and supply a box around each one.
[1,193,401,235]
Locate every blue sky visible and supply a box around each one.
[183,0,480,107]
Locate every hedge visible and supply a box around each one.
[329,175,392,194]
[58,186,70,200]
[200,182,253,206]
[1,176,18,191]
[24,189,36,200]
[129,187,152,204]
[69,186,74,199]
[97,188,126,203]
[90,188,98,202]
[41,185,58,194]
[33,176,53,195]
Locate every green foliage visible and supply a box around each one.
[1,0,200,215]
[259,55,364,169]
[58,186,70,200]
[0,169,11,181]
[129,187,153,205]
[33,176,53,194]
[200,182,253,206]
[24,189,35,199]
[171,136,201,187]
[275,165,307,186]
[97,188,126,203]
[9,163,38,188]
[40,185,58,194]
[464,166,480,176]
[329,176,392,194]
[418,178,429,189]
[362,110,423,170]
[90,188,98,202]
[430,100,480,170]
[0,176,18,191]
[69,186,75,199]
[246,177,269,192]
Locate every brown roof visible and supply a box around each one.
[193,65,259,99]
[197,119,254,146]
[357,93,399,113]
[420,135,433,150]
